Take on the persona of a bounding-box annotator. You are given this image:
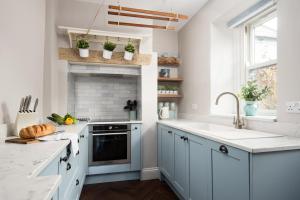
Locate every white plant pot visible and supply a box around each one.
[161,90,166,94]
[103,49,113,59]
[79,48,89,58]
[174,90,178,95]
[124,51,134,61]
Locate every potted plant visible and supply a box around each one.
[240,81,270,116]
[124,100,138,120]
[124,43,135,61]
[158,85,165,94]
[76,39,89,58]
[103,41,116,59]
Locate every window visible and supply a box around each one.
[245,10,277,114]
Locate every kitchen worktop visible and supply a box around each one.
[158,120,300,153]
[0,123,87,200]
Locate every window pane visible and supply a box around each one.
[254,17,277,64]
[248,64,277,110]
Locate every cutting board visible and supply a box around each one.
[5,138,39,144]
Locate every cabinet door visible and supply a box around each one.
[79,127,89,175]
[210,142,249,200]
[131,124,141,171]
[173,130,189,199]
[189,135,210,200]
[160,126,174,181]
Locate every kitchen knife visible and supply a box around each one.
[19,98,24,113]
[27,95,32,112]
[23,96,28,113]
[33,98,38,112]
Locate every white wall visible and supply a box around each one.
[178,0,300,135]
[0,0,46,134]
[153,30,178,56]
[277,0,300,123]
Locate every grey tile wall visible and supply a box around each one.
[72,75,139,120]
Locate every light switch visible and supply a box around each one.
[286,101,300,113]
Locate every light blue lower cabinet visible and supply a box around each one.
[131,124,141,171]
[188,134,210,200]
[39,127,89,200]
[157,124,300,200]
[173,130,189,199]
[160,126,174,182]
[210,141,250,200]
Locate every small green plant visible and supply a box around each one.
[240,81,270,101]
[124,43,135,53]
[104,41,116,51]
[158,85,165,90]
[76,39,89,49]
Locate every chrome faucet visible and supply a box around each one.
[215,92,244,129]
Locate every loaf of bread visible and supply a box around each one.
[19,124,56,139]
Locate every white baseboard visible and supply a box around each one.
[140,167,160,180]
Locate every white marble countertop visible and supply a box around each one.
[158,120,300,153]
[0,123,87,200]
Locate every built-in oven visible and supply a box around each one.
[89,124,131,166]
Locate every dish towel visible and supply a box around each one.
[38,132,79,157]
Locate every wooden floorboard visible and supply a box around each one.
[80,179,178,200]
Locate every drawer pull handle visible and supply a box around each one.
[184,137,188,141]
[60,156,68,163]
[180,136,184,140]
[76,179,79,186]
[76,150,80,155]
[80,135,84,138]
[66,163,72,171]
[219,145,228,154]
[134,127,138,130]
[168,131,172,134]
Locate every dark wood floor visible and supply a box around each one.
[80,179,178,200]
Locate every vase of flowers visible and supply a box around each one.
[240,81,270,116]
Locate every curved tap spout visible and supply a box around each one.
[215,92,243,129]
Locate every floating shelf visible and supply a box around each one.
[158,77,183,82]
[158,56,180,66]
[158,94,183,98]
[58,48,152,66]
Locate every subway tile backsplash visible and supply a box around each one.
[70,75,139,120]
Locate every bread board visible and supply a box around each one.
[5,138,39,144]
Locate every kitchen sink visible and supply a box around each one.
[179,122,283,140]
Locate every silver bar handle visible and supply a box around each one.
[92,132,129,136]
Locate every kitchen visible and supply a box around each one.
[1,0,300,200]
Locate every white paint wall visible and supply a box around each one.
[0,0,46,134]
[153,30,178,56]
[178,0,300,135]
[277,0,300,123]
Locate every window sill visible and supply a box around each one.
[210,114,277,123]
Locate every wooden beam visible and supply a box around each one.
[108,5,188,20]
[108,11,179,22]
[108,21,176,30]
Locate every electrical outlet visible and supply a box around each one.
[286,101,300,113]
[192,104,198,110]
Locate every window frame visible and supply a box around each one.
[244,8,277,116]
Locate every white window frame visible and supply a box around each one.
[244,8,277,116]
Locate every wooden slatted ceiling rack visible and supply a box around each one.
[107,5,188,30]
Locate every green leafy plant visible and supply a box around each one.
[103,41,116,51]
[240,81,270,101]
[124,43,135,53]
[158,85,166,90]
[76,39,89,49]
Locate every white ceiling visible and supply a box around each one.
[75,0,209,30]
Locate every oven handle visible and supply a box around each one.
[92,132,129,136]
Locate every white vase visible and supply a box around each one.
[79,48,89,58]
[124,51,134,61]
[103,49,113,59]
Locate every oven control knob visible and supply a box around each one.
[109,126,112,130]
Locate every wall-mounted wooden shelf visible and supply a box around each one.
[58,48,152,66]
[158,94,182,98]
[158,56,180,66]
[158,77,183,82]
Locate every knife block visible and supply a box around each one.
[14,112,40,136]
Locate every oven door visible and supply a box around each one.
[89,132,131,166]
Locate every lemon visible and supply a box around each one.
[65,117,74,125]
